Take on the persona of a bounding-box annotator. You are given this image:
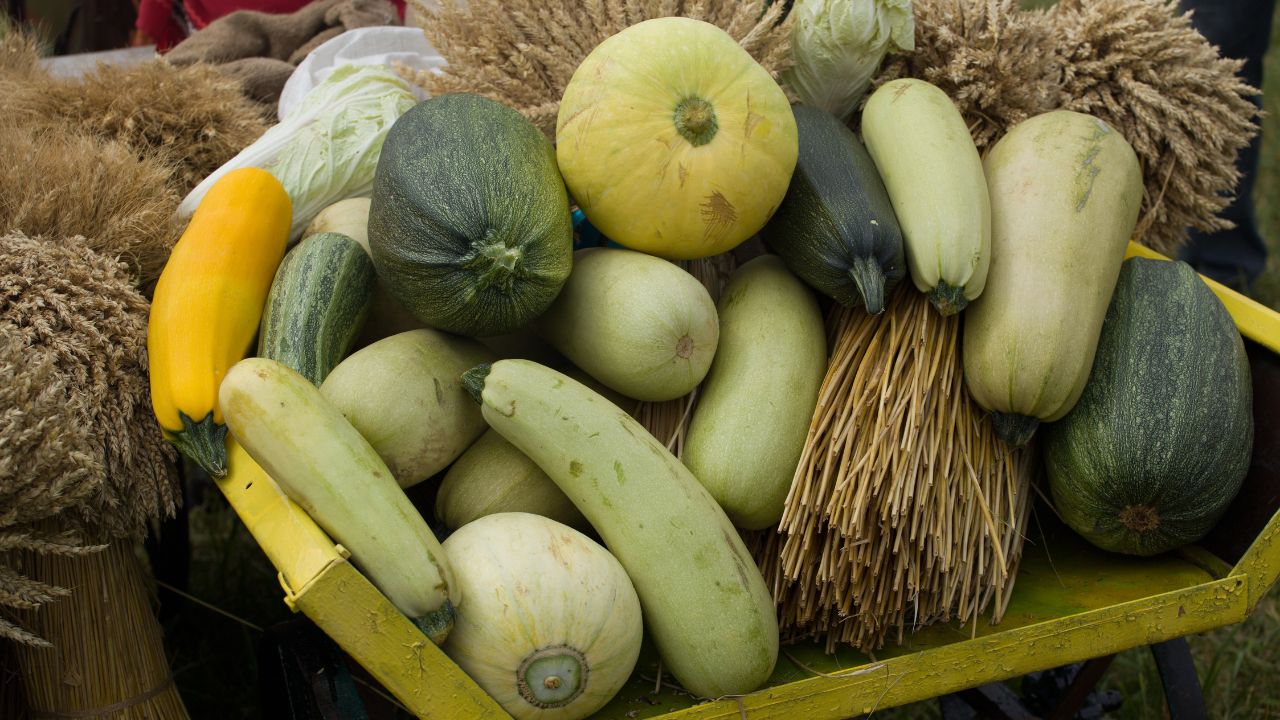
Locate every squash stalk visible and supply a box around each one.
[673,96,719,147]
[848,256,886,315]
[412,599,456,645]
[168,412,228,478]
[462,364,492,404]
[991,412,1039,448]
[927,281,969,317]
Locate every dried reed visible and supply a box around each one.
[6,538,189,718]
[754,288,1035,652]
[401,0,794,137]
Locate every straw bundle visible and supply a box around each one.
[400,0,794,137]
[0,123,181,286]
[0,33,269,196]
[6,539,189,719]
[753,288,1035,652]
[873,0,1260,255]
[0,232,178,645]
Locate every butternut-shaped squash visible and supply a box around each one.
[148,167,292,477]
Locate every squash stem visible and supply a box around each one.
[673,96,719,147]
[927,281,969,316]
[991,412,1039,448]
[168,412,229,478]
[462,364,492,404]
[517,645,587,708]
[848,257,886,315]
[412,599,456,645]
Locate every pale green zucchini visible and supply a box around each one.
[463,359,777,699]
[258,232,374,385]
[320,329,494,488]
[219,357,457,642]
[862,78,991,315]
[683,255,826,529]
[435,429,590,532]
[534,248,718,402]
[964,110,1143,446]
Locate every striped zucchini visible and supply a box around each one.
[463,359,778,698]
[862,79,991,315]
[220,357,457,642]
[258,232,375,385]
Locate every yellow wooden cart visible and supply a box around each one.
[216,243,1280,719]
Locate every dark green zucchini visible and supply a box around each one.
[1044,258,1253,557]
[258,231,374,385]
[368,93,573,337]
[760,105,906,315]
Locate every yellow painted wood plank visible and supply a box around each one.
[1125,242,1280,354]
[215,439,341,593]
[289,560,510,720]
[1231,509,1280,611]
[216,438,508,719]
[654,576,1248,719]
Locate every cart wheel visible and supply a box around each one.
[1150,638,1208,720]
[258,618,371,720]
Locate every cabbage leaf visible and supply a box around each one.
[178,64,417,240]
[784,0,915,122]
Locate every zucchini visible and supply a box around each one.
[463,359,778,698]
[220,357,457,642]
[436,429,590,533]
[683,255,827,529]
[258,232,374,385]
[319,329,494,488]
[862,79,991,315]
[760,104,906,315]
[534,248,718,402]
[964,111,1143,446]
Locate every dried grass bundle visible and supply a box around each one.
[0,32,268,196]
[402,0,794,137]
[0,232,179,645]
[754,288,1034,652]
[0,124,181,285]
[874,0,1260,255]
[7,540,189,718]
[1051,0,1259,252]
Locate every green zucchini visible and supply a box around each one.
[319,329,494,489]
[964,110,1143,447]
[219,357,457,642]
[533,248,718,402]
[369,94,573,337]
[1045,258,1253,556]
[760,104,906,315]
[258,232,374,385]
[463,359,778,699]
[683,255,826,529]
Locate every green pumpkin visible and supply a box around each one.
[369,94,573,337]
[1045,258,1253,556]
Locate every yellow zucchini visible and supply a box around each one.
[220,357,458,642]
[862,79,991,315]
[148,167,291,477]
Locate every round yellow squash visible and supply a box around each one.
[556,17,798,260]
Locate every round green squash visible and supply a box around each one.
[368,93,573,337]
[1044,258,1253,557]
